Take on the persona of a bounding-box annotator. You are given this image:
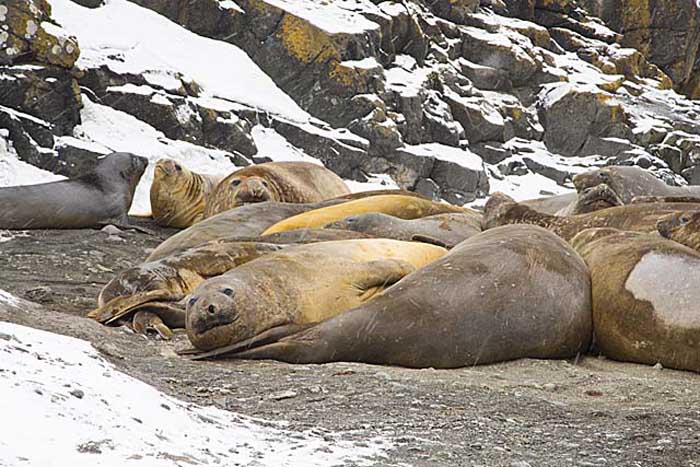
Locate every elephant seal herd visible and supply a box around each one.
[4,155,700,374]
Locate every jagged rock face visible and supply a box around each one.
[0,0,79,68]
[2,0,700,208]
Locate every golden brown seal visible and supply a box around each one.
[150,158,223,228]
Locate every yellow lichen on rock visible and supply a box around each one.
[278,13,338,65]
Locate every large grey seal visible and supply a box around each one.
[326,212,482,248]
[203,162,350,218]
[190,225,592,368]
[88,240,283,338]
[184,239,448,351]
[0,152,147,229]
[482,192,700,241]
[150,158,223,228]
[572,165,700,202]
[572,228,700,373]
[262,195,471,235]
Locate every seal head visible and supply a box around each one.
[657,211,700,250]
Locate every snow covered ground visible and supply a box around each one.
[0,290,390,467]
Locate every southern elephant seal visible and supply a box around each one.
[262,195,470,235]
[150,158,223,228]
[191,225,592,368]
[572,228,700,373]
[482,192,700,241]
[184,239,448,351]
[572,165,698,202]
[89,241,283,337]
[557,184,623,216]
[0,152,147,229]
[204,162,350,218]
[326,212,482,248]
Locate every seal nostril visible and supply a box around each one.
[208,304,216,314]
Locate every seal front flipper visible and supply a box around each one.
[184,323,316,360]
[355,259,415,301]
[410,234,448,248]
[87,289,181,323]
[132,311,173,340]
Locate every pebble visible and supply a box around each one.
[69,389,85,399]
[101,225,122,235]
[269,390,298,401]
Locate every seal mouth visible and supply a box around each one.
[191,313,239,335]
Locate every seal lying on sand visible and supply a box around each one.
[326,212,482,248]
[88,241,283,337]
[262,195,470,235]
[572,228,700,373]
[184,239,447,351]
[150,158,223,228]
[189,225,592,368]
[204,162,350,218]
[482,192,700,241]
[0,152,147,229]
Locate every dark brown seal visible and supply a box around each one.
[482,192,700,241]
[190,225,592,368]
[0,152,147,229]
[204,162,350,218]
[572,228,700,373]
[559,184,623,215]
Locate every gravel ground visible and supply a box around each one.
[1,222,700,466]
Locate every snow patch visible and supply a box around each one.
[0,136,65,187]
[49,0,310,122]
[251,126,323,164]
[0,322,391,467]
[262,0,380,34]
[402,143,484,171]
[346,173,399,193]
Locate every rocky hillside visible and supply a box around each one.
[1,0,700,210]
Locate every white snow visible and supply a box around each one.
[261,0,380,34]
[0,136,65,187]
[401,143,484,171]
[251,126,323,164]
[346,173,400,192]
[48,0,310,122]
[341,57,381,70]
[480,170,574,204]
[0,321,390,467]
[73,96,239,215]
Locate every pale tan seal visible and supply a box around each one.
[262,195,470,235]
[0,152,147,229]
[190,225,592,368]
[88,241,283,337]
[572,228,700,373]
[150,158,223,228]
[184,239,447,351]
[204,162,350,218]
[483,192,700,241]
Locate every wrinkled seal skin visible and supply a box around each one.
[198,225,592,368]
[204,162,350,218]
[326,212,482,248]
[263,195,469,235]
[572,228,700,373]
[572,165,699,202]
[89,241,283,336]
[557,184,624,216]
[185,239,447,351]
[150,158,223,228]
[482,192,700,241]
[0,152,147,229]
[657,210,700,251]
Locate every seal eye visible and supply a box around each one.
[231,179,241,187]
[261,181,269,188]
[175,164,182,172]
[207,304,216,314]
[599,172,609,180]
[188,296,198,307]
[222,288,234,297]
[680,216,690,225]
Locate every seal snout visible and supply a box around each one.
[186,290,240,334]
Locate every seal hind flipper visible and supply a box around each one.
[88,289,180,323]
[132,311,174,340]
[410,234,449,248]
[186,323,316,360]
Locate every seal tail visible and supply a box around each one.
[185,323,316,360]
[87,290,177,324]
